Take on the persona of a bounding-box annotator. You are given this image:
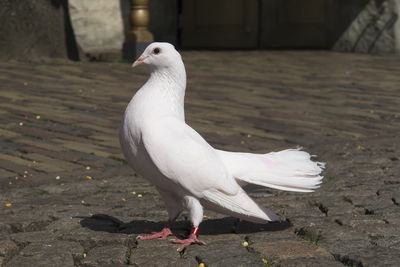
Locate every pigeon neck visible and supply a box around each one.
[149,68,186,89]
[147,63,187,120]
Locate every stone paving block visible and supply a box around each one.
[0,154,33,169]
[57,228,135,251]
[81,244,129,267]
[6,241,83,267]
[0,103,37,118]
[0,129,19,139]
[9,231,57,248]
[0,223,13,235]
[21,153,82,172]
[0,91,24,101]
[252,240,334,263]
[184,238,265,267]
[131,240,197,266]
[0,169,15,179]
[0,240,18,263]
[13,125,85,144]
[52,139,111,158]
[15,138,66,152]
[90,134,120,149]
[17,144,105,169]
[277,257,344,267]
[76,123,118,136]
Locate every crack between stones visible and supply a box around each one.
[333,253,364,267]
[364,208,374,215]
[8,216,59,234]
[317,203,329,216]
[294,228,321,245]
[334,219,343,226]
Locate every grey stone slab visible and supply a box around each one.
[6,241,82,267]
[184,239,265,267]
[68,0,124,54]
[81,244,128,267]
[0,240,18,262]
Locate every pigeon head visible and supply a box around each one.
[132,42,182,70]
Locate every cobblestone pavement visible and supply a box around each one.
[0,51,399,266]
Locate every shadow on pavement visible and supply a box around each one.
[79,214,291,236]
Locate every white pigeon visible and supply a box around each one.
[119,42,325,251]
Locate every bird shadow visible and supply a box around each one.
[79,214,291,236]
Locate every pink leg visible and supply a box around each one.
[137,220,175,240]
[170,227,206,251]
[137,227,173,240]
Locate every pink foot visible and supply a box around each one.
[171,233,206,251]
[137,227,173,240]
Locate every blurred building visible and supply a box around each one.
[0,0,399,61]
[147,0,399,53]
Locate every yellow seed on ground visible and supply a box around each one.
[85,166,91,170]
[83,253,87,258]
[132,191,136,195]
[137,194,143,198]
[242,241,249,247]
[36,115,40,119]
[5,203,12,207]
[121,198,126,201]
[199,263,205,267]
[86,175,92,180]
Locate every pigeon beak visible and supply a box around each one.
[132,55,149,68]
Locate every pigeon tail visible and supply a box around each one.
[217,148,325,193]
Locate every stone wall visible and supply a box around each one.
[68,0,125,61]
[0,0,79,61]
[396,0,400,52]
[333,0,400,53]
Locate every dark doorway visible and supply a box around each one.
[180,0,259,48]
[179,0,369,49]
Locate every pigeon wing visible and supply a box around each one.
[141,117,238,197]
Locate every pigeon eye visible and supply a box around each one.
[153,47,161,55]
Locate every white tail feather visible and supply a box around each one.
[201,188,279,223]
[217,148,325,193]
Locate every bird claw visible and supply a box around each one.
[136,227,173,240]
[170,234,206,251]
